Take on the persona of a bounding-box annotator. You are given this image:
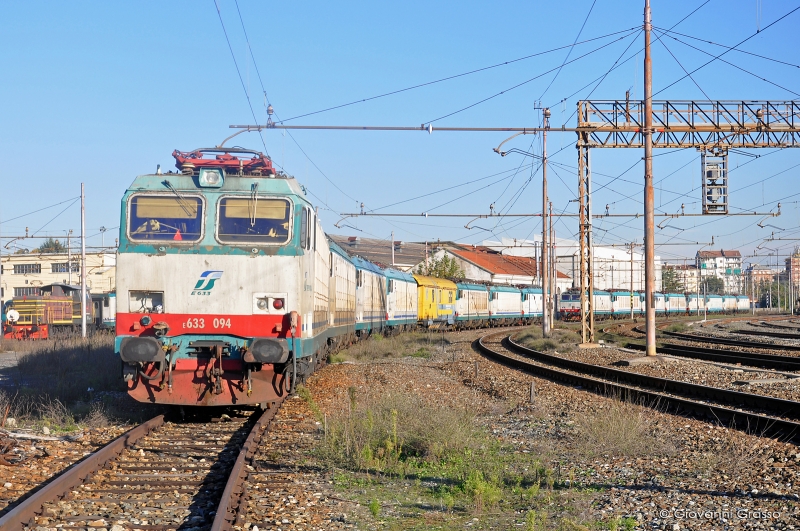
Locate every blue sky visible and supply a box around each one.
[1,0,799,269]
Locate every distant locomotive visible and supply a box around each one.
[2,283,101,339]
[115,147,548,407]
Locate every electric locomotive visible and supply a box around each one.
[116,148,354,406]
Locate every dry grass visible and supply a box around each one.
[8,335,123,405]
[576,395,676,458]
[318,388,480,471]
[516,326,581,352]
[332,332,445,362]
[0,389,116,432]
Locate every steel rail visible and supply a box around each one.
[503,335,800,419]
[476,332,800,442]
[0,415,165,531]
[734,328,800,340]
[660,329,800,351]
[211,402,283,531]
[625,341,800,372]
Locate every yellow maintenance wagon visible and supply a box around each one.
[412,275,457,328]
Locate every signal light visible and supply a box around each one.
[273,298,284,310]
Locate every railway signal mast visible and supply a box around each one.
[573,1,800,351]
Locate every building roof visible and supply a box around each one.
[448,246,569,279]
[328,235,444,270]
[697,250,742,259]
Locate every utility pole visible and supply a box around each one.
[630,242,635,320]
[67,230,72,285]
[550,201,556,329]
[0,216,3,308]
[391,231,395,267]
[777,252,781,312]
[80,183,87,338]
[643,0,656,355]
[542,108,551,338]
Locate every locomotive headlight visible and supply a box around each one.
[256,298,268,310]
[272,298,284,310]
[199,168,224,188]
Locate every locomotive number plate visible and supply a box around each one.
[182,317,232,329]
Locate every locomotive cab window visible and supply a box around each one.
[217,197,291,244]
[128,195,204,242]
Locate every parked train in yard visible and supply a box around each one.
[115,146,750,408]
[558,290,751,320]
[2,284,116,339]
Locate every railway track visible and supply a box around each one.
[732,328,800,340]
[476,331,800,443]
[0,402,283,531]
[625,340,800,371]
[660,329,800,351]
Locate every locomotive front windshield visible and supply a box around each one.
[128,195,203,241]
[217,197,291,244]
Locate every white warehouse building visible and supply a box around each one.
[483,237,662,292]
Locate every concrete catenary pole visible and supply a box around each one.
[81,183,87,338]
[67,230,72,285]
[549,201,558,329]
[643,0,657,355]
[630,242,635,320]
[542,108,551,338]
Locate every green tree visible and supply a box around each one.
[661,267,685,293]
[758,280,792,311]
[700,275,725,295]
[415,254,465,279]
[35,237,66,253]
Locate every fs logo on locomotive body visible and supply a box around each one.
[192,270,223,295]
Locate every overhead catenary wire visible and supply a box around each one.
[654,28,800,98]
[550,0,712,120]
[368,163,536,213]
[425,29,640,124]
[656,31,711,100]
[0,197,80,225]
[231,0,357,210]
[652,5,800,99]
[212,0,269,155]
[274,27,639,125]
[653,26,800,71]
[31,198,79,237]
[537,0,597,101]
